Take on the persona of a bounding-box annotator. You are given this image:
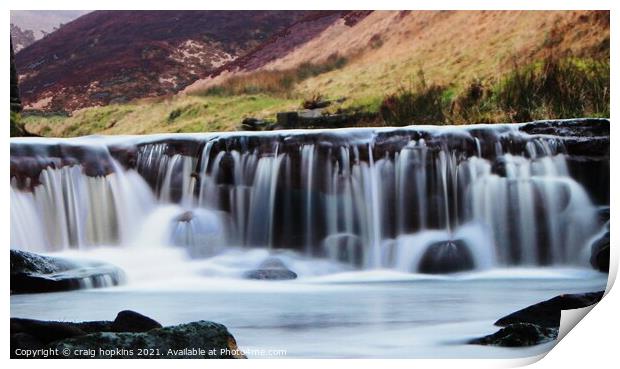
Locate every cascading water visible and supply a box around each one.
[10,119,609,279]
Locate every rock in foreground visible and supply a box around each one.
[10,249,124,294]
[469,323,558,347]
[469,291,604,347]
[494,291,604,328]
[11,310,245,359]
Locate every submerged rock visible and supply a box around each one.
[470,291,604,347]
[417,239,474,274]
[10,250,124,294]
[590,232,610,273]
[469,323,558,347]
[11,311,245,359]
[243,257,297,280]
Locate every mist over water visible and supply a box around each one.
[10,123,605,283]
[10,121,609,358]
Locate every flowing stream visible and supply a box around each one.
[10,120,609,358]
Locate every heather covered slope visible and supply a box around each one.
[21,10,609,136]
[14,10,311,111]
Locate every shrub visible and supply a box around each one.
[198,54,348,98]
[450,79,496,124]
[379,56,609,126]
[168,108,182,122]
[379,71,448,126]
[495,56,609,122]
[301,93,325,109]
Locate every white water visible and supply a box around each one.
[9,122,608,358]
[10,124,604,274]
[10,268,607,358]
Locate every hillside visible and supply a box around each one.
[14,10,312,111]
[21,10,609,137]
[186,10,609,110]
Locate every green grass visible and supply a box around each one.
[494,57,609,122]
[22,54,608,136]
[377,56,610,126]
[23,94,299,137]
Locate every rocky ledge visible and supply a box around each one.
[11,310,245,359]
[469,291,604,347]
[10,249,124,294]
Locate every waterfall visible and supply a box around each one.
[10,120,608,274]
[11,162,155,251]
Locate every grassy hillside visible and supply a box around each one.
[188,10,609,108]
[23,95,299,136]
[23,10,609,137]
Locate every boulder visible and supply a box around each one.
[469,323,558,347]
[51,321,245,358]
[11,318,91,344]
[11,312,245,359]
[590,232,610,273]
[495,291,604,328]
[112,310,162,333]
[469,291,603,347]
[10,250,124,294]
[417,239,474,274]
[243,257,297,280]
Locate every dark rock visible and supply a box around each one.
[11,312,245,359]
[470,291,603,347]
[519,118,609,138]
[10,250,124,294]
[112,310,162,333]
[590,232,610,273]
[11,332,44,353]
[243,257,297,280]
[469,323,558,347]
[491,157,508,177]
[241,117,270,131]
[50,321,245,358]
[11,318,89,344]
[417,239,474,274]
[495,291,604,328]
[276,111,299,127]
